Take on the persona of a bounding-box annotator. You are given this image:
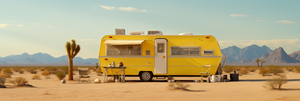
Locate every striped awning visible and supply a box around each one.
[104,40,145,45]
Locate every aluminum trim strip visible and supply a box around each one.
[99,56,222,58]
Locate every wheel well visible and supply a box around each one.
[138,71,153,76]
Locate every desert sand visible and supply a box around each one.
[1,69,300,101]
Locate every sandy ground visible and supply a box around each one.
[1,70,300,101]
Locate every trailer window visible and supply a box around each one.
[171,47,200,55]
[107,45,141,55]
[157,43,165,53]
[203,50,214,55]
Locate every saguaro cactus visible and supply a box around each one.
[66,39,80,80]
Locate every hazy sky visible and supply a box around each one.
[1,0,300,59]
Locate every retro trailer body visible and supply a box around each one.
[99,30,224,81]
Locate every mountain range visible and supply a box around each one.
[222,44,300,64]
[1,44,300,66]
[0,52,98,65]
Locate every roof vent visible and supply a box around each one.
[115,29,125,35]
[147,30,163,35]
[129,31,144,35]
[179,33,193,35]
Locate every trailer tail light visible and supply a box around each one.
[109,36,112,38]
[104,58,108,60]
[206,36,209,39]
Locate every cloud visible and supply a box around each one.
[34,23,40,25]
[118,7,147,12]
[230,14,250,17]
[0,24,9,28]
[48,25,52,27]
[93,7,97,9]
[17,25,24,27]
[219,39,300,53]
[99,5,147,12]
[276,20,296,24]
[100,5,116,10]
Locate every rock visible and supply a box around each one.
[94,79,101,83]
[61,80,66,84]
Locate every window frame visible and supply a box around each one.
[202,49,214,55]
[105,44,142,56]
[170,46,201,55]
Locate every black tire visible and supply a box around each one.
[139,71,153,82]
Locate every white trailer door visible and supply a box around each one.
[155,39,167,74]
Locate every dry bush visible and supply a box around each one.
[294,67,300,73]
[56,72,66,80]
[250,68,256,72]
[0,74,6,87]
[286,67,294,72]
[32,74,41,80]
[3,73,11,78]
[223,65,234,73]
[269,67,284,75]
[93,68,97,71]
[234,67,242,71]
[3,68,13,74]
[42,70,52,79]
[263,75,288,90]
[95,69,102,74]
[30,70,37,74]
[167,82,190,90]
[9,77,28,86]
[19,70,24,74]
[239,68,250,75]
[259,69,269,76]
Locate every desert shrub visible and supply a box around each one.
[93,68,97,71]
[167,82,190,90]
[234,67,242,71]
[42,70,52,79]
[269,67,284,75]
[286,67,294,72]
[239,68,250,75]
[32,74,41,80]
[3,68,13,74]
[294,67,300,73]
[250,68,256,72]
[19,70,24,74]
[59,66,68,74]
[0,74,6,87]
[3,73,11,78]
[9,77,28,86]
[0,68,2,73]
[56,72,66,80]
[30,70,37,74]
[263,75,288,90]
[96,69,102,74]
[223,65,235,73]
[259,69,269,76]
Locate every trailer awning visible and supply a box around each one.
[104,40,145,45]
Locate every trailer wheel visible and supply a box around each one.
[139,71,153,82]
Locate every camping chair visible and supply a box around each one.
[199,65,211,77]
[78,67,91,83]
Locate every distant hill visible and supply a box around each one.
[259,47,299,63]
[221,44,272,63]
[289,50,300,60]
[0,52,98,65]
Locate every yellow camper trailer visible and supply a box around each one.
[99,30,224,81]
